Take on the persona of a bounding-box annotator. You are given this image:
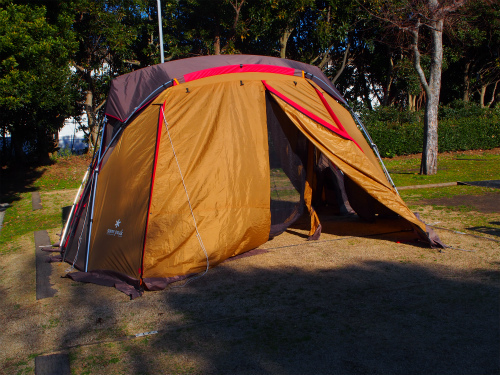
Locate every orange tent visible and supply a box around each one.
[60,55,441,298]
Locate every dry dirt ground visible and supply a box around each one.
[1,195,499,374]
[420,192,500,214]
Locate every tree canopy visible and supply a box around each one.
[0,2,77,161]
[0,0,498,166]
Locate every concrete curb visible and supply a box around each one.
[398,182,457,190]
[0,203,10,233]
[34,230,57,300]
[35,353,70,375]
[32,191,42,210]
[398,180,500,191]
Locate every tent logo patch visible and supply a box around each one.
[107,219,123,237]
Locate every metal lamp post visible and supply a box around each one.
[157,0,164,63]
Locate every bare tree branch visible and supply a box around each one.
[96,99,107,112]
[409,22,430,96]
[331,43,351,84]
[74,64,86,73]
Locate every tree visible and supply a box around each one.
[459,1,500,107]
[243,0,314,58]
[376,0,470,175]
[71,0,144,153]
[0,3,77,162]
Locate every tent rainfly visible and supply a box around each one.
[59,55,442,298]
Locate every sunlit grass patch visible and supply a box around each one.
[385,150,500,187]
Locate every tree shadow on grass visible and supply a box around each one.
[0,163,48,203]
[121,261,499,375]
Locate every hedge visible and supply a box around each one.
[363,105,500,157]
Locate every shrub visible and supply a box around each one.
[364,121,423,157]
[361,106,423,126]
[363,103,500,157]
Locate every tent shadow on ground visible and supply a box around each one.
[286,213,425,245]
[466,221,500,238]
[77,260,500,375]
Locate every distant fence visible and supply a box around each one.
[0,136,87,156]
[58,135,87,153]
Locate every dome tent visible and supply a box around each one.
[60,55,441,298]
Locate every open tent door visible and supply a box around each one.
[262,78,437,245]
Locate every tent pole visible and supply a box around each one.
[59,169,89,248]
[61,118,104,258]
[349,110,399,195]
[84,170,98,272]
[83,122,106,272]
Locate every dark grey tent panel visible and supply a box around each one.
[104,55,346,124]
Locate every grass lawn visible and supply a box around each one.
[384,149,500,186]
[0,150,499,375]
[383,149,500,202]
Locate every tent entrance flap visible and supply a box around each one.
[263,78,432,239]
[266,93,306,238]
[266,94,353,239]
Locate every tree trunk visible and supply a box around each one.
[52,131,59,157]
[84,90,98,154]
[487,80,499,108]
[316,44,333,70]
[383,56,394,106]
[361,65,373,110]
[479,84,487,107]
[214,34,221,55]
[419,14,443,175]
[214,21,221,55]
[279,28,293,59]
[463,61,471,102]
[420,93,439,175]
[410,5,442,175]
[408,93,416,111]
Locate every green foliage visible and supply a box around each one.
[442,1,500,104]
[438,99,492,119]
[0,3,78,161]
[0,0,497,165]
[365,121,423,158]
[362,106,423,125]
[365,103,500,157]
